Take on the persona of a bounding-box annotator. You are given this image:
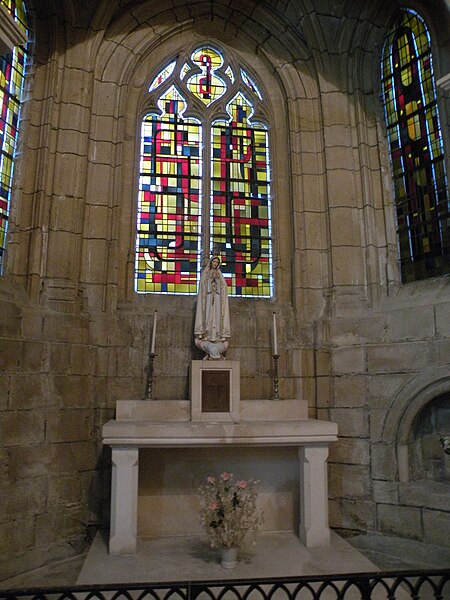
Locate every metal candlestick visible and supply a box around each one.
[145,352,156,399]
[272,353,280,400]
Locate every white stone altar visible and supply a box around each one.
[102,397,338,555]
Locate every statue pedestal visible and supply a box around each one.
[103,399,337,555]
[191,360,240,421]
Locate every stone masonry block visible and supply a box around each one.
[46,232,80,279]
[56,129,87,156]
[329,498,376,532]
[69,346,95,376]
[0,339,22,372]
[58,104,90,132]
[48,474,84,508]
[330,407,369,437]
[294,152,322,180]
[53,375,92,407]
[46,409,93,443]
[0,301,21,336]
[366,342,430,373]
[0,411,45,446]
[331,246,365,286]
[323,124,352,148]
[49,343,70,374]
[435,339,450,365]
[378,504,422,540]
[21,341,47,373]
[52,154,85,198]
[369,408,387,442]
[43,314,89,345]
[399,480,450,512]
[316,349,330,377]
[435,302,450,337]
[109,376,145,402]
[331,346,365,375]
[329,463,371,499]
[20,312,44,340]
[9,441,97,480]
[327,169,358,208]
[321,91,350,126]
[0,374,9,410]
[333,375,367,407]
[34,505,85,546]
[95,347,109,377]
[116,346,144,378]
[385,307,435,342]
[331,316,383,346]
[423,509,450,546]
[329,437,370,465]
[0,516,35,557]
[301,175,325,212]
[316,408,331,421]
[82,204,112,239]
[6,477,48,516]
[373,480,399,504]
[9,374,50,410]
[8,445,63,479]
[85,163,115,200]
[316,376,332,407]
[329,207,361,247]
[367,373,410,409]
[89,115,116,143]
[92,81,120,117]
[371,443,398,480]
[303,211,327,250]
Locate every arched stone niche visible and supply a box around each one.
[87,6,314,307]
[409,392,450,481]
[382,366,450,483]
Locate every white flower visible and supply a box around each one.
[198,472,263,549]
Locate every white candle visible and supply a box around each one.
[272,312,278,355]
[150,310,158,354]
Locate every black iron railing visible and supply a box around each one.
[1,569,449,600]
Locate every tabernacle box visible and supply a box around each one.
[190,360,240,422]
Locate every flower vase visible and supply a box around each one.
[220,546,238,569]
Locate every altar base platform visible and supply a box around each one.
[77,531,378,585]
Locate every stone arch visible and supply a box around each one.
[381,366,450,482]
[82,1,328,317]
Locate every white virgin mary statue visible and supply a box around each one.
[194,256,230,360]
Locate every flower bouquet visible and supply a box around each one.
[198,472,263,555]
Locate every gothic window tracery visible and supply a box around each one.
[381,8,449,282]
[135,44,273,297]
[0,0,27,274]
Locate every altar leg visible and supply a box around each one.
[298,445,331,546]
[109,447,139,554]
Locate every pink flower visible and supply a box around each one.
[221,471,233,481]
[209,501,219,510]
[237,480,248,489]
[207,476,216,484]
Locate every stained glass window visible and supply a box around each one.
[211,93,271,296]
[135,87,202,294]
[135,45,273,296]
[0,0,27,274]
[381,8,449,282]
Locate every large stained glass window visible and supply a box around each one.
[381,8,449,282]
[0,0,27,274]
[135,45,273,297]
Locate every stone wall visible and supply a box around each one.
[0,0,449,580]
[327,282,450,543]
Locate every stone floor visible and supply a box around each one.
[1,530,449,589]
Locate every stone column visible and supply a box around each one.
[298,444,331,546]
[109,447,139,554]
